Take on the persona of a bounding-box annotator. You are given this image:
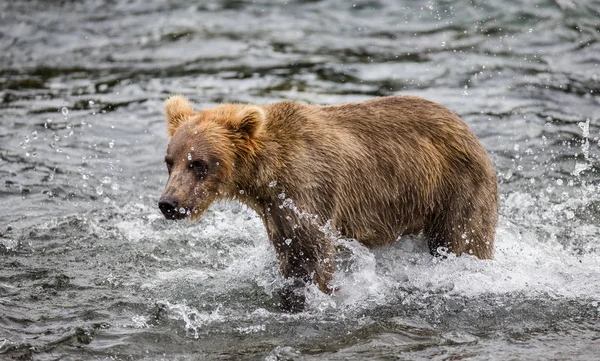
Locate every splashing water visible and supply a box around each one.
[1,0,599,359]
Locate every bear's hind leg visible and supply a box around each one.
[424,193,496,259]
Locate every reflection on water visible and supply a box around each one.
[1,0,599,360]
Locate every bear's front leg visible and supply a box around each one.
[264,214,335,312]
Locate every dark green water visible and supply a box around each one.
[1,0,599,360]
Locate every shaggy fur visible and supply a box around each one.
[159,95,498,308]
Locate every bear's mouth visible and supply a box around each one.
[161,208,188,220]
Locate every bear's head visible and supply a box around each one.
[158,95,264,220]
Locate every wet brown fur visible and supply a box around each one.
[161,95,498,294]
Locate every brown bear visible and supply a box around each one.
[158,95,498,311]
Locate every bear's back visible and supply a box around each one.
[261,96,496,247]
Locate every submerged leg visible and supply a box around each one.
[265,214,335,312]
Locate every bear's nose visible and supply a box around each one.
[158,196,179,219]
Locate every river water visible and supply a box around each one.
[1,0,599,360]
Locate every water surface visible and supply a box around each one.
[1,0,600,360]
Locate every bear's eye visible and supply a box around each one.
[189,160,209,177]
[165,158,174,174]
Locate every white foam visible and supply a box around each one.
[128,185,600,329]
[162,301,224,339]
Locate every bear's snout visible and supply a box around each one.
[158,196,183,220]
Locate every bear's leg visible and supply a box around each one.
[424,193,496,259]
[265,215,335,312]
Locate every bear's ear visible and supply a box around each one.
[229,106,265,139]
[165,95,195,136]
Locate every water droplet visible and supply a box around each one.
[54,134,60,142]
[528,29,533,33]
[179,207,186,214]
[96,186,104,195]
[285,238,292,246]
[556,179,563,186]
[187,153,192,161]
[102,176,112,184]
[32,151,38,158]
[61,107,69,116]
[269,180,277,188]
[89,100,95,106]
[111,183,120,191]
[31,131,38,139]
[239,189,245,195]
[108,140,115,148]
